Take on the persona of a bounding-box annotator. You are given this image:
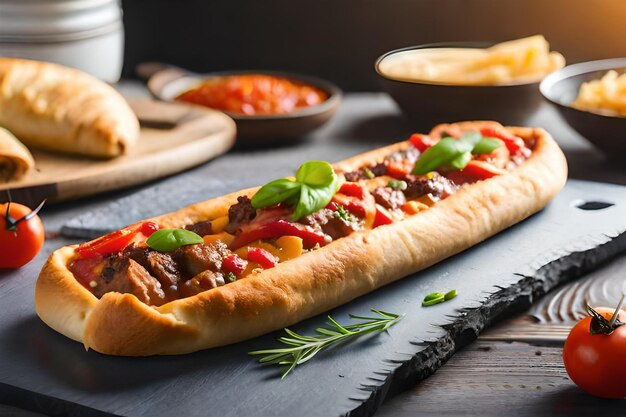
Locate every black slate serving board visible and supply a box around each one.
[1,180,626,417]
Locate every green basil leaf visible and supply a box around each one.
[251,178,301,209]
[457,130,483,150]
[412,130,495,175]
[146,228,204,252]
[252,160,340,221]
[295,161,335,186]
[472,137,504,155]
[292,176,340,221]
[411,137,461,175]
[447,151,472,170]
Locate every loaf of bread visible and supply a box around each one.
[0,57,139,158]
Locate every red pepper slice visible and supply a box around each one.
[222,253,248,276]
[459,160,507,181]
[373,205,394,228]
[247,247,277,269]
[479,127,527,155]
[339,182,364,199]
[386,161,410,179]
[326,201,338,211]
[76,221,160,258]
[475,143,510,169]
[343,201,366,218]
[230,219,327,250]
[409,133,438,152]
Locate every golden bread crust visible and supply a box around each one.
[0,126,34,181]
[0,57,139,158]
[35,123,567,355]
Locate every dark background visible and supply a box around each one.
[121,0,626,91]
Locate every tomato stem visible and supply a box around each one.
[15,198,46,226]
[3,190,46,233]
[4,191,17,232]
[587,299,625,335]
[609,294,625,327]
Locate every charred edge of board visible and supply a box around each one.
[350,229,626,417]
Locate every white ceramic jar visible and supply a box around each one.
[0,0,124,82]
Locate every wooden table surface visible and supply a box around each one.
[2,85,625,416]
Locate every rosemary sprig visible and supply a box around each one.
[249,309,404,378]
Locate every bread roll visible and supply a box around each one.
[35,123,568,355]
[0,126,34,181]
[0,57,139,158]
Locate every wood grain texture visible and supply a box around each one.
[0,99,236,207]
[376,340,620,417]
[378,252,626,417]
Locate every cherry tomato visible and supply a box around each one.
[562,306,626,399]
[0,202,45,268]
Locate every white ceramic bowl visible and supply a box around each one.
[0,0,124,82]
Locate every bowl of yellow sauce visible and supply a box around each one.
[376,35,564,129]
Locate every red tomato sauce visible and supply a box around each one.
[176,74,328,115]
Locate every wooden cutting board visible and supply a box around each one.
[0,99,236,207]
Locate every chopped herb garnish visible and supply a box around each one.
[249,309,403,378]
[422,289,458,307]
[333,203,355,224]
[227,272,237,282]
[388,179,408,191]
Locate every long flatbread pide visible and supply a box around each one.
[35,121,568,355]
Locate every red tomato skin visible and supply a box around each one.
[0,203,45,269]
[562,308,626,399]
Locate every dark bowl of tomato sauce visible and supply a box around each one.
[147,67,342,142]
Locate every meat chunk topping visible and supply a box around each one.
[175,241,229,278]
[404,173,457,200]
[184,220,213,237]
[94,255,166,306]
[225,196,257,234]
[372,187,406,210]
[300,208,361,240]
